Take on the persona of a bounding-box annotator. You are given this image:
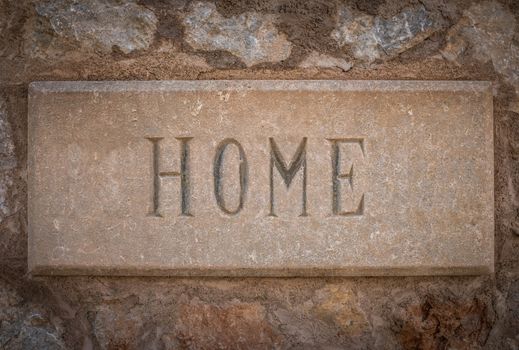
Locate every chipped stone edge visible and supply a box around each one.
[28,80,492,94]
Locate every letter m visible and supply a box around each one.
[269,137,308,217]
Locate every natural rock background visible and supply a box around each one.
[0,0,518,348]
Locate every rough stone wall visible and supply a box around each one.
[0,0,518,349]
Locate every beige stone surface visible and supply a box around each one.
[28,80,494,276]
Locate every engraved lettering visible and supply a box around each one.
[328,138,365,216]
[269,138,308,217]
[213,138,248,215]
[147,137,192,217]
[146,136,365,218]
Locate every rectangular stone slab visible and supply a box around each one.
[28,80,494,276]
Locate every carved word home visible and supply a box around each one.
[146,137,365,218]
[28,80,494,277]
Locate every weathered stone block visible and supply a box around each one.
[182,2,292,67]
[28,80,494,276]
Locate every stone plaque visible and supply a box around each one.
[28,80,494,276]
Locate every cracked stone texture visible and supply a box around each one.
[332,5,441,63]
[441,1,519,95]
[0,94,24,260]
[0,98,15,171]
[0,0,518,348]
[0,97,16,222]
[183,1,292,67]
[0,279,65,350]
[27,0,157,56]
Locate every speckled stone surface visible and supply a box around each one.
[28,80,493,276]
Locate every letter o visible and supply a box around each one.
[213,138,248,215]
